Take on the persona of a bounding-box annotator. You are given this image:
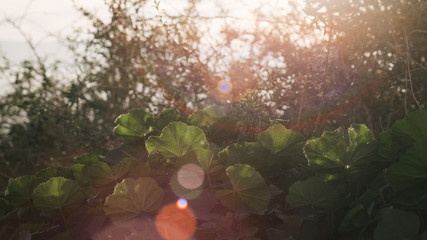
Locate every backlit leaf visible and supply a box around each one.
[113,109,153,137]
[146,122,208,158]
[216,164,270,211]
[304,124,376,171]
[257,124,303,155]
[104,177,164,223]
[88,158,140,187]
[32,177,85,212]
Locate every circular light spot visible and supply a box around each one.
[177,163,205,190]
[170,172,203,200]
[217,78,233,94]
[176,198,188,210]
[155,203,196,240]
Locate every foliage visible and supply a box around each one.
[0,106,426,239]
[0,0,426,238]
[1,0,426,188]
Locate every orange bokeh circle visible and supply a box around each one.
[155,203,197,240]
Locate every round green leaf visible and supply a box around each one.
[215,164,271,211]
[104,177,164,223]
[385,142,427,191]
[338,204,370,232]
[73,149,105,166]
[257,124,303,155]
[88,158,140,187]
[32,177,85,212]
[374,209,419,240]
[5,175,40,207]
[219,142,278,173]
[188,105,226,128]
[392,110,427,149]
[36,167,74,182]
[113,109,154,137]
[145,121,208,158]
[286,175,339,209]
[304,124,376,171]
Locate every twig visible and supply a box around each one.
[404,29,422,110]
[313,15,333,133]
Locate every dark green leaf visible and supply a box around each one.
[36,167,73,182]
[5,175,40,207]
[392,110,427,149]
[73,149,106,166]
[373,209,419,240]
[219,142,277,172]
[286,175,339,209]
[385,142,427,191]
[338,204,371,232]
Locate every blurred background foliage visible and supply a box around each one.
[0,0,425,189]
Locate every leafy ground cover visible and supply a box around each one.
[1,107,426,240]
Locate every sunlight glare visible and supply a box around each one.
[176,198,188,210]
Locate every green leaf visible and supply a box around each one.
[104,177,164,223]
[286,175,339,209]
[70,164,90,186]
[32,177,85,212]
[88,158,140,187]
[392,110,427,149]
[36,167,74,182]
[338,204,371,232]
[257,124,303,155]
[385,142,427,191]
[373,209,419,240]
[146,121,208,158]
[215,164,270,211]
[219,142,278,172]
[188,105,226,128]
[5,175,40,207]
[0,198,13,215]
[73,150,105,166]
[113,109,153,137]
[188,148,218,173]
[151,108,181,133]
[304,124,376,171]
[376,131,399,162]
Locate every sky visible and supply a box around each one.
[0,0,299,93]
[0,0,297,59]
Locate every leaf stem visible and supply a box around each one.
[58,207,69,229]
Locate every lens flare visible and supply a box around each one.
[155,203,196,240]
[217,77,233,94]
[176,198,188,210]
[177,163,205,190]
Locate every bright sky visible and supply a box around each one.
[0,0,300,93]
[0,0,297,44]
